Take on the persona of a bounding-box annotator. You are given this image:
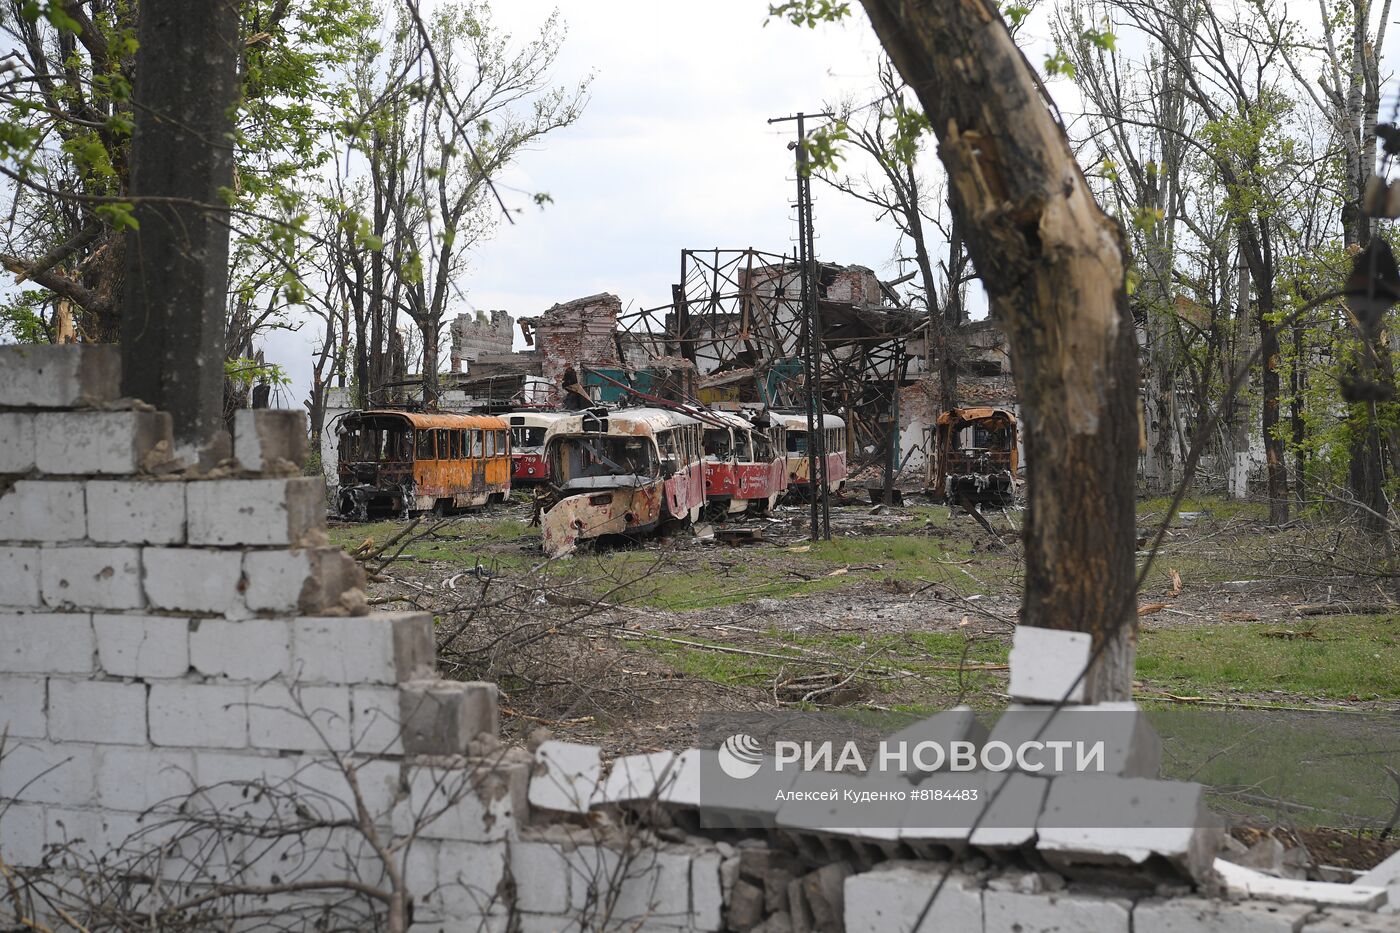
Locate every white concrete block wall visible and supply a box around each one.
[93,613,189,678]
[186,477,326,547]
[33,411,171,475]
[0,480,86,541]
[40,545,144,610]
[0,412,36,473]
[86,479,186,544]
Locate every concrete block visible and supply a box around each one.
[190,749,297,806]
[598,750,678,805]
[884,705,989,780]
[1214,859,1388,910]
[352,685,403,755]
[41,545,142,610]
[510,840,572,912]
[399,680,498,756]
[692,849,725,931]
[844,862,982,933]
[589,845,693,922]
[149,682,247,748]
[0,545,40,606]
[984,887,1132,933]
[1008,625,1093,703]
[0,740,98,805]
[0,675,45,737]
[968,772,1051,850]
[186,477,326,547]
[189,617,290,680]
[47,806,145,859]
[245,547,365,614]
[1134,896,1312,932]
[0,480,85,541]
[0,343,120,408]
[86,479,185,544]
[33,410,172,474]
[529,740,603,814]
[409,757,525,842]
[293,754,404,824]
[247,682,352,752]
[0,610,94,673]
[234,409,308,471]
[986,701,1161,777]
[0,802,45,867]
[48,677,147,744]
[292,612,432,684]
[0,412,35,473]
[433,840,508,918]
[1038,777,1221,883]
[142,547,244,616]
[96,746,196,812]
[93,613,189,678]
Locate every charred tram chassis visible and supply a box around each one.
[336,410,511,520]
[931,407,1018,508]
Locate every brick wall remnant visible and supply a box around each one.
[519,292,624,396]
[449,308,515,374]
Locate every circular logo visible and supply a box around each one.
[717,733,764,780]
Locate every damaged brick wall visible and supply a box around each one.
[3,344,1395,932]
[521,293,624,398]
[450,309,516,375]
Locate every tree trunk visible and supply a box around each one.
[861,0,1141,701]
[119,0,242,463]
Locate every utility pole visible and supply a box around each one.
[119,0,242,466]
[769,111,834,541]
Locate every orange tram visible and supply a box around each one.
[335,410,512,520]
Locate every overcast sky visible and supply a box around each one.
[262,1,978,407]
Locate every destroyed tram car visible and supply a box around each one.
[538,406,706,557]
[334,409,512,520]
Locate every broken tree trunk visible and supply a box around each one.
[861,0,1142,701]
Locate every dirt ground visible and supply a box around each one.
[330,489,1400,870]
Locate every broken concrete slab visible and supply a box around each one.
[883,705,989,783]
[529,740,603,814]
[596,750,677,806]
[985,701,1161,778]
[1037,777,1222,884]
[1214,859,1389,910]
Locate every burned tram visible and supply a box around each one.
[539,408,705,557]
[701,410,788,517]
[335,410,512,520]
[929,406,1018,508]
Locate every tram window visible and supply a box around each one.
[416,431,435,460]
[658,429,677,462]
[471,430,484,457]
[703,429,730,461]
[485,430,494,456]
[734,429,751,460]
[788,432,807,454]
[497,430,507,454]
[513,426,545,449]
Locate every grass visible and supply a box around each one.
[1135,615,1400,700]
